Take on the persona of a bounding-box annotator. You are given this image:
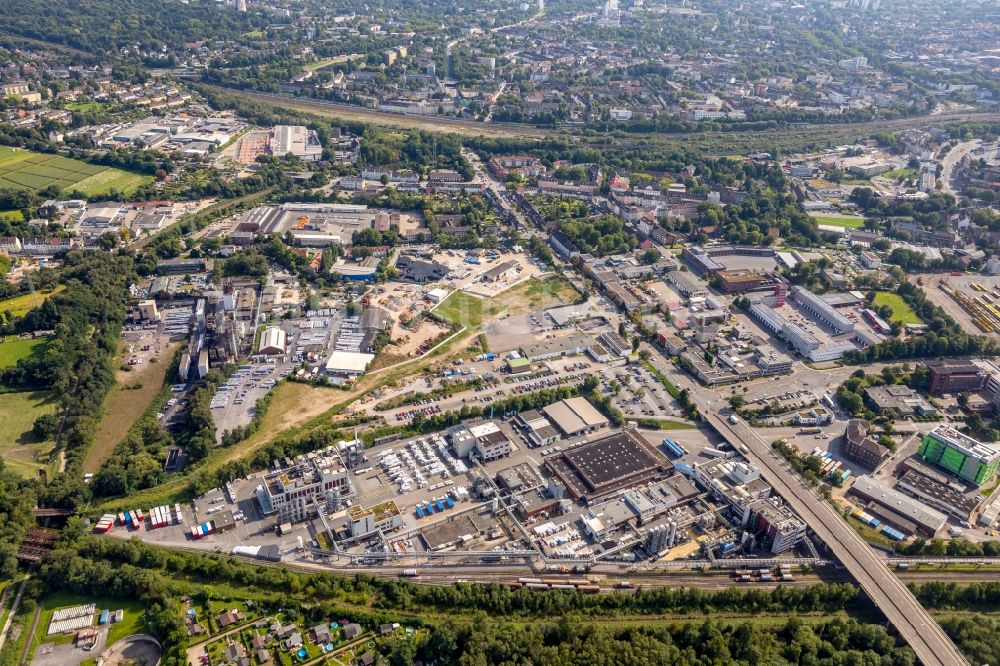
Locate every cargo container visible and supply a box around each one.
[401,569,419,577]
[881,525,905,541]
[445,497,455,508]
[415,506,424,518]
[435,500,445,512]
[524,583,549,590]
[518,577,543,585]
[117,512,126,526]
[663,438,687,458]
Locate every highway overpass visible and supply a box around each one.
[706,411,969,666]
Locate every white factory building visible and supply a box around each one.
[272,125,323,162]
[257,326,287,355]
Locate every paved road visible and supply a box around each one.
[706,411,968,666]
[938,139,981,196]
[0,573,31,652]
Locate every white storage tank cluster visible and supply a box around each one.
[376,434,469,494]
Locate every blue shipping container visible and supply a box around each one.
[445,497,455,508]
[425,503,435,514]
[435,500,445,512]
[415,506,424,518]
[99,609,109,625]
[881,526,905,541]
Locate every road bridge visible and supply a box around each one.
[706,411,968,666]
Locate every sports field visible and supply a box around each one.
[0,147,151,197]
[0,336,47,368]
[0,390,58,478]
[808,213,866,229]
[873,291,923,325]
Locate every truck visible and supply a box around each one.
[728,414,739,425]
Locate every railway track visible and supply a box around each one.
[220,547,999,595]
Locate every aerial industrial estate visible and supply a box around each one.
[1,0,1000,664]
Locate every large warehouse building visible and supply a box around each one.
[847,475,948,536]
[542,397,610,436]
[544,429,672,501]
[272,125,323,162]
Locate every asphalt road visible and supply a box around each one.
[706,410,969,666]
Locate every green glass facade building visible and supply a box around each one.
[918,426,1000,487]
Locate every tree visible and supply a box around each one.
[32,414,59,440]
[729,396,745,410]
[641,247,662,264]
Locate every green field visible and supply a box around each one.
[808,214,866,229]
[0,210,23,222]
[0,390,57,478]
[64,100,108,113]
[435,275,583,328]
[0,285,65,318]
[0,147,151,197]
[873,291,924,325]
[0,336,47,368]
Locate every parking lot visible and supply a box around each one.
[210,361,296,436]
[602,364,682,419]
[373,357,607,424]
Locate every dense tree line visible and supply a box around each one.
[395,616,917,666]
[938,616,1000,666]
[911,581,1000,612]
[1,251,134,508]
[0,461,37,578]
[0,0,268,57]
